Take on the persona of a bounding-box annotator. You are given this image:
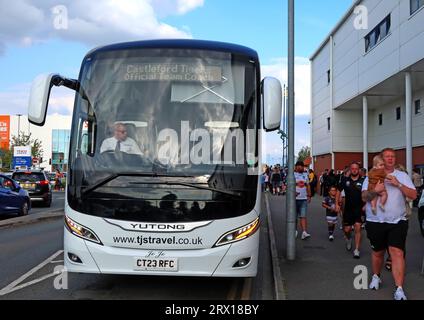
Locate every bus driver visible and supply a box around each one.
[100,122,143,155]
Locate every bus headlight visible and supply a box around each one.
[214,218,260,247]
[65,215,103,245]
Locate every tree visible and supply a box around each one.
[0,148,12,170]
[10,132,44,159]
[297,146,311,163]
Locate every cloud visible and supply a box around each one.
[261,57,311,116]
[176,0,204,14]
[260,57,311,161]
[261,116,311,160]
[0,83,31,115]
[0,0,203,54]
[48,87,75,115]
[151,0,204,16]
[0,83,74,116]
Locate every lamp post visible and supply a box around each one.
[16,114,22,141]
[286,0,296,261]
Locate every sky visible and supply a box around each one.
[0,0,354,163]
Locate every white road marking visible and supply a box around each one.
[3,271,62,296]
[0,250,64,296]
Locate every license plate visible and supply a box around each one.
[23,183,36,189]
[134,257,178,272]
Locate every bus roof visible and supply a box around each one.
[85,39,259,60]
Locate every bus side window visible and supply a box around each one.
[78,118,96,156]
[81,132,89,154]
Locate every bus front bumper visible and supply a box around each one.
[64,228,259,277]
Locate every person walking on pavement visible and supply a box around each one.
[362,148,417,300]
[336,162,365,259]
[54,169,63,191]
[261,170,267,193]
[322,186,341,241]
[325,170,337,197]
[271,167,282,195]
[412,168,423,207]
[309,169,317,197]
[295,161,312,240]
[418,190,424,237]
[319,170,328,196]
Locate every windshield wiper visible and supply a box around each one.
[81,172,241,198]
[81,172,193,196]
[180,76,234,104]
[129,181,242,198]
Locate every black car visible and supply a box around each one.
[12,170,52,207]
[0,174,31,216]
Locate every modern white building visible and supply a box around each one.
[4,114,72,171]
[310,0,424,176]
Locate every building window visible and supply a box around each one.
[415,100,421,114]
[327,70,331,84]
[52,129,71,172]
[365,15,391,53]
[411,0,424,15]
[327,117,331,131]
[378,113,383,126]
[396,107,401,120]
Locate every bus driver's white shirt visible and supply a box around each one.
[100,137,143,155]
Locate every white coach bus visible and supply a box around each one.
[28,40,282,277]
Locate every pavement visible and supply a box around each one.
[0,210,63,229]
[0,192,65,228]
[266,192,424,300]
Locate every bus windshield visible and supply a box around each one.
[68,47,259,222]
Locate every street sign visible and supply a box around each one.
[13,146,32,170]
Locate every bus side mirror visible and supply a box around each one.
[28,73,58,126]
[262,77,282,132]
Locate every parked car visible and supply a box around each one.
[11,170,52,207]
[2,171,14,178]
[0,174,31,216]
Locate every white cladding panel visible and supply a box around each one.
[314,0,424,108]
[370,89,424,151]
[312,110,331,156]
[333,110,364,152]
[311,0,424,157]
[311,42,332,156]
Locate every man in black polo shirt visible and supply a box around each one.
[337,162,365,259]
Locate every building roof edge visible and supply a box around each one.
[309,0,362,61]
